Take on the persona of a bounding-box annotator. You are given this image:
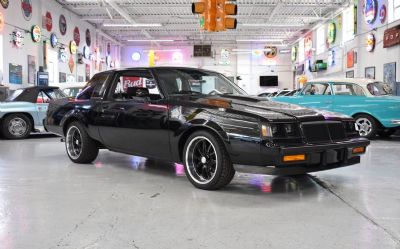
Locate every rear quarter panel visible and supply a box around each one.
[0,102,41,126]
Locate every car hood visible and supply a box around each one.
[179,94,349,122]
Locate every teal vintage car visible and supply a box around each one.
[274,78,400,139]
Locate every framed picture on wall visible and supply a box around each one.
[365,66,375,79]
[9,64,23,84]
[346,70,354,78]
[383,62,396,95]
[28,55,36,84]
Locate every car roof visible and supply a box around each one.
[17,86,60,90]
[307,78,378,86]
[100,66,219,74]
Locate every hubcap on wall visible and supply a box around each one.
[66,126,82,160]
[185,136,218,184]
[355,118,372,137]
[8,117,27,137]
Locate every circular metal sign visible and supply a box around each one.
[264,46,277,58]
[291,46,297,62]
[364,0,377,25]
[50,33,58,48]
[70,40,77,54]
[21,0,32,21]
[12,30,24,48]
[132,52,141,61]
[73,27,80,46]
[59,14,67,35]
[31,25,41,43]
[328,22,336,44]
[85,29,91,46]
[366,33,375,52]
[379,5,386,24]
[45,11,52,32]
[1,0,9,9]
[83,46,90,59]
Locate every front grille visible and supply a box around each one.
[301,121,346,143]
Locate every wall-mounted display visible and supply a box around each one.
[59,14,67,36]
[365,66,375,79]
[328,22,336,44]
[347,50,354,68]
[31,25,41,43]
[85,29,91,46]
[28,55,35,84]
[44,11,52,32]
[59,72,66,83]
[11,30,24,48]
[291,46,297,62]
[1,0,9,9]
[68,56,75,73]
[0,12,4,32]
[264,46,277,58]
[379,4,386,24]
[363,0,377,24]
[383,25,400,48]
[50,33,58,48]
[346,70,354,78]
[9,63,22,84]
[73,27,80,46]
[69,40,77,54]
[59,47,67,63]
[383,62,396,94]
[21,0,32,21]
[366,33,375,52]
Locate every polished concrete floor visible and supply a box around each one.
[0,135,400,249]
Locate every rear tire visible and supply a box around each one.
[183,130,235,190]
[1,113,31,139]
[354,114,377,139]
[65,121,99,163]
[377,128,396,138]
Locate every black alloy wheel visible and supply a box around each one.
[65,121,99,163]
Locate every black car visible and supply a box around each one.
[45,67,370,190]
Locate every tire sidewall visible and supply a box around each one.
[2,114,31,139]
[183,131,225,188]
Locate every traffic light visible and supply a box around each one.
[215,0,237,31]
[192,0,237,32]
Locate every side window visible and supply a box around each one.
[110,70,161,101]
[302,83,329,95]
[77,73,110,100]
[333,83,365,96]
[37,91,50,103]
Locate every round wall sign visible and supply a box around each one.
[12,30,24,48]
[45,11,52,32]
[364,0,377,25]
[85,29,91,46]
[0,12,4,32]
[69,40,77,54]
[1,0,9,9]
[132,52,141,61]
[291,46,297,62]
[264,46,277,58]
[50,33,58,48]
[83,46,90,59]
[328,22,336,44]
[379,5,386,24]
[59,47,67,63]
[21,0,32,21]
[366,33,375,52]
[59,14,67,36]
[31,25,41,43]
[73,27,80,46]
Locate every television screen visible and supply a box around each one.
[260,76,278,86]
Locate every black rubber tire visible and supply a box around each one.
[354,114,378,139]
[377,128,396,138]
[65,121,99,163]
[183,130,235,190]
[1,113,32,140]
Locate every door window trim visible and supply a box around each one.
[331,82,366,96]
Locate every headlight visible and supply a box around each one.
[262,123,298,138]
[261,124,273,137]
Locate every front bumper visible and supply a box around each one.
[234,138,370,175]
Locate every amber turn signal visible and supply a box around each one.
[283,154,306,162]
[352,147,365,154]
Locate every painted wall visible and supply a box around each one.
[0,0,120,90]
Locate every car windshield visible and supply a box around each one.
[367,82,392,96]
[6,89,24,101]
[155,68,247,96]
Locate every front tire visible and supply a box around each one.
[354,114,377,139]
[65,121,99,163]
[183,131,235,190]
[1,113,31,139]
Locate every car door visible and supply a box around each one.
[331,83,367,116]
[276,82,334,110]
[98,69,171,160]
[35,91,50,127]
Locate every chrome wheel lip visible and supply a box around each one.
[66,126,82,160]
[8,117,28,137]
[185,136,218,185]
[355,118,372,137]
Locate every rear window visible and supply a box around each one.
[77,73,111,100]
[367,82,392,96]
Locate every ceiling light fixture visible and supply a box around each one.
[127,39,174,42]
[236,39,283,42]
[103,23,163,27]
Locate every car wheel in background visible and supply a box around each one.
[65,121,99,163]
[1,114,32,139]
[377,128,396,138]
[183,130,235,190]
[354,114,377,139]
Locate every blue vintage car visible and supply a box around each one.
[0,86,67,139]
[274,78,400,139]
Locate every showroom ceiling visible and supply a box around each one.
[56,0,351,45]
